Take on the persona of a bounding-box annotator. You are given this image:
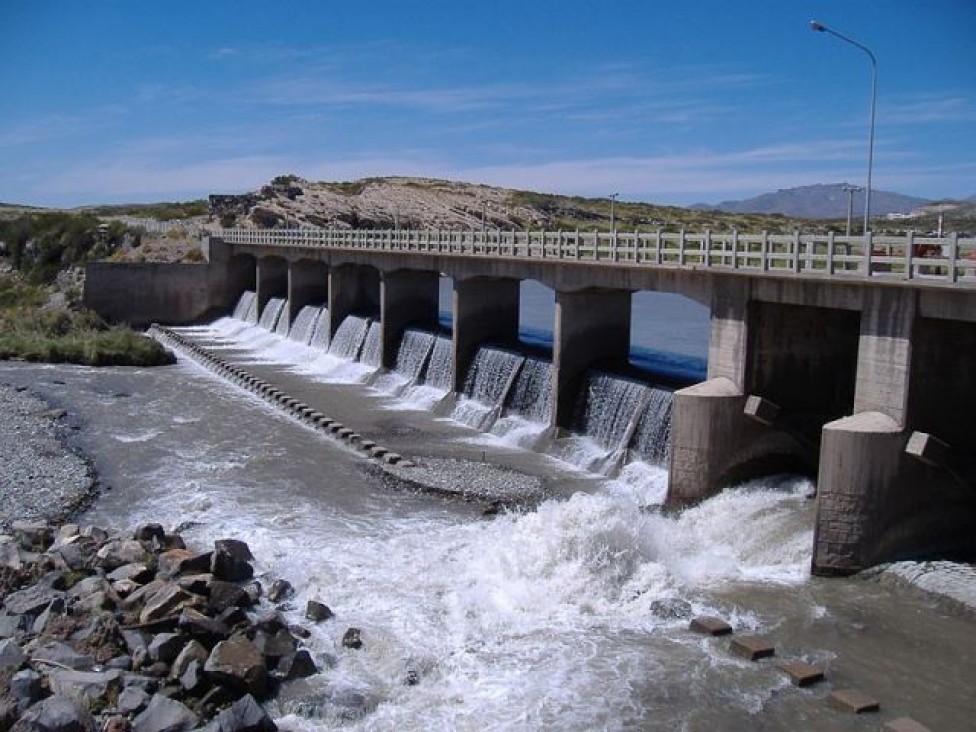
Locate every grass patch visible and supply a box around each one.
[0,273,175,367]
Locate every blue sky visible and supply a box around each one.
[2,1,973,207]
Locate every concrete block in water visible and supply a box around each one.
[827,688,879,714]
[776,660,824,687]
[904,431,950,467]
[688,616,732,636]
[729,635,775,661]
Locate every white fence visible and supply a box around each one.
[215,228,976,285]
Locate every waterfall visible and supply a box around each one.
[630,387,673,466]
[360,321,383,367]
[452,347,525,430]
[288,305,321,345]
[328,315,370,360]
[422,336,453,390]
[395,329,437,380]
[573,372,650,451]
[232,291,256,322]
[258,297,286,331]
[274,303,291,336]
[505,356,552,423]
[309,309,330,350]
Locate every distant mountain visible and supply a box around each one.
[692,183,930,219]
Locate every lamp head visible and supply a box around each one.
[810,20,826,32]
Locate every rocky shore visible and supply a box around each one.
[0,519,338,731]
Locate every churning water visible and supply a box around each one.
[7,287,972,730]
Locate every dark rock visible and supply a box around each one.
[97,540,150,571]
[252,611,287,635]
[10,694,96,732]
[0,637,28,670]
[38,570,69,590]
[0,614,23,638]
[133,524,166,544]
[122,579,166,610]
[32,596,67,634]
[32,641,96,671]
[169,639,208,681]
[216,607,248,630]
[177,607,228,643]
[0,700,16,730]
[211,541,253,583]
[106,655,133,670]
[157,550,210,579]
[176,574,212,595]
[342,628,362,650]
[47,668,123,708]
[148,633,186,664]
[10,669,44,711]
[288,624,310,640]
[122,629,149,656]
[131,693,199,732]
[207,581,251,613]
[267,580,293,603]
[12,520,54,551]
[305,600,333,622]
[146,662,170,679]
[204,635,268,698]
[275,650,318,681]
[207,694,277,732]
[252,629,296,661]
[139,585,194,624]
[178,658,206,694]
[51,542,92,571]
[242,582,261,604]
[108,563,154,585]
[4,584,67,615]
[117,686,151,715]
[69,575,111,600]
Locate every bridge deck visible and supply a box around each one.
[217,228,976,288]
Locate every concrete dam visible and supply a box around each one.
[85,227,976,575]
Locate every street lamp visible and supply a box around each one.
[609,192,619,233]
[841,183,863,236]
[810,20,877,235]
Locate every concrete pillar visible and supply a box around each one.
[707,279,750,388]
[288,260,329,323]
[380,270,440,369]
[453,277,520,393]
[666,377,764,508]
[552,288,631,429]
[256,257,287,319]
[328,265,380,337]
[853,288,917,426]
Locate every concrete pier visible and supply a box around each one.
[255,257,287,320]
[288,260,329,324]
[452,277,519,393]
[328,264,380,338]
[380,269,440,369]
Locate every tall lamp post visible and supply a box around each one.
[841,183,863,236]
[609,192,619,234]
[810,20,877,235]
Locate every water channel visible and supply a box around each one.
[2,283,973,730]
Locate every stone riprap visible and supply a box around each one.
[0,520,335,731]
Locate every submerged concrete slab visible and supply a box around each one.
[776,660,824,687]
[729,635,775,661]
[688,616,732,636]
[883,717,932,732]
[828,688,880,714]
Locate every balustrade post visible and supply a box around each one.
[574,230,580,260]
[905,230,915,280]
[656,229,663,265]
[730,230,738,269]
[949,232,959,283]
[827,231,835,274]
[761,230,769,271]
[703,229,712,267]
[864,231,874,277]
[793,231,801,273]
[678,230,686,266]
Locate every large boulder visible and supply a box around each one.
[202,694,277,732]
[96,540,149,571]
[31,641,95,671]
[46,668,123,708]
[139,584,194,624]
[204,635,268,698]
[210,540,254,582]
[131,694,198,732]
[4,584,66,616]
[10,694,96,732]
[0,637,27,671]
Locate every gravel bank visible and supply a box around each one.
[0,381,95,530]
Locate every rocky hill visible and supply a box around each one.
[207,176,829,234]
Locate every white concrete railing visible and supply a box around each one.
[215,228,976,286]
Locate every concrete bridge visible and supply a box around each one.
[85,227,976,575]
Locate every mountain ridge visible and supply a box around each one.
[691,183,930,219]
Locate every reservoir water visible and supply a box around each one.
[2,286,973,730]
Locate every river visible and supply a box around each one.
[1,285,972,731]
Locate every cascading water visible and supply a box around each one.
[630,387,673,466]
[452,346,525,430]
[360,321,383,367]
[491,355,553,449]
[327,316,370,360]
[394,329,436,380]
[308,309,330,350]
[288,306,321,345]
[398,334,453,410]
[274,305,291,336]
[258,297,287,332]
[232,291,257,322]
[422,336,453,390]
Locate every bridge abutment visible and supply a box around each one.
[452,277,520,393]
